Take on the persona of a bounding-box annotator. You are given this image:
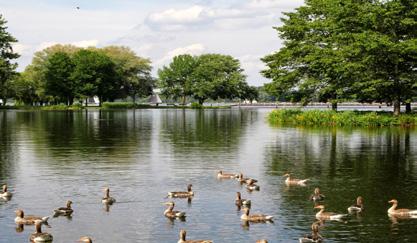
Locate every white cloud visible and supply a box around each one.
[156,43,205,65]
[11,43,29,55]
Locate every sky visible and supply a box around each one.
[1,0,304,86]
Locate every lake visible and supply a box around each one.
[0,108,417,242]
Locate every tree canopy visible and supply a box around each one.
[262,0,417,114]
[0,15,19,105]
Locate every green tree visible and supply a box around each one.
[44,52,76,105]
[158,54,197,104]
[10,73,38,105]
[241,84,259,103]
[191,54,247,104]
[0,15,19,105]
[71,49,120,106]
[100,46,154,102]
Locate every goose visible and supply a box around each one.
[241,207,273,222]
[299,222,323,242]
[168,184,194,198]
[0,184,12,199]
[217,171,238,179]
[246,179,260,191]
[54,200,73,216]
[387,199,417,217]
[78,236,93,243]
[237,173,257,184]
[102,187,116,205]
[15,209,49,225]
[164,201,186,219]
[177,229,212,243]
[310,188,325,202]
[29,220,53,242]
[256,240,268,243]
[235,192,251,207]
[314,205,347,221]
[284,173,309,186]
[348,196,364,213]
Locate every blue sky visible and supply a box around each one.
[1,0,304,86]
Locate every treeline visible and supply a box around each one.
[6,44,154,106]
[262,0,417,115]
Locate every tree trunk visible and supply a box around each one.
[393,100,401,116]
[198,99,204,105]
[132,94,136,104]
[331,102,337,111]
[85,98,88,107]
[181,95,186,105]
[406,102,411,113]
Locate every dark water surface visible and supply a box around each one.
[1,109,417,242]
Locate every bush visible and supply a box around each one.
[101,102,152,109]
[268,109,417,127]
[190,102,203,109]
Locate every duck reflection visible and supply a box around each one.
[15,224,24,233]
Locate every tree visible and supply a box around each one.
[0,15,19,105]
[71,49,120,106]
[100,46,154,102]
[10,73,38,105]
[158,54,197,104]
[241,84,259,103]
[44,52,76,105]
[191,54,247,104]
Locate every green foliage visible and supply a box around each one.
[269,109,417,127]
[190,102,203,109]
[0,15,19,105]
[41,104,84,111]
[101,102,151,109]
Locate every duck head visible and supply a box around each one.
[2,184,7,192]
[314,188,321,194]
[103,187,110,197]
[66,200,73,208]
[388,199,398,204]
[34,220,43,233]
[356,196,363,205]
[218,170,223,175]
[283,173,291,178]
[179,229,187,241]
[15,209,24,218]
[187,184,192,192]
[164,201,175,207]
[236,192,241,199]
[314,205,325,210]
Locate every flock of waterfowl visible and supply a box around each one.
[1,170,417,242]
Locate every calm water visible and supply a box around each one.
[1,109,417,243]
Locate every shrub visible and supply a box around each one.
[101,102,152,109]
[191,102,203,109]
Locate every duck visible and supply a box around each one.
[164,201,186,219]
[54,200,73,216]
[241,207,273,222]
[314,205,347,221]
[387,199,417,217]
[14,209,49,225]
[168,184,194,198]
[102,187,116,205]
[348,196,364,213]
[177,229,212,243]
[217,170,238,179]
[298,222,323,243]
[0,184,12,199]
[78,236,93,243]
[29,220,53,242]
[237,173,258,184]
[246,179,260,191]
[310,188,325,202]
[284,173,309,186]
[256,240,268,243]
[235,192,251,207]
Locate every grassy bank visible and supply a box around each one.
[268,109,417,127]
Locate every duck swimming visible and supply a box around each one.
[0,184,12,199]
[168,184,194,198]
[29,220,53,242]
[14,209,49,225]
[102,187,116,205]
[54,200,73,216]
[246,179,260,191]
[237,173,258,184]
[177,229,212,243]
[217,171,238,179]
[235,192,251,207]
[256,240,268,243]
[78,236,93,243]
[348,196,364,213]
[387,199,417,217]
[284,173,309,186]
[298,222,323,243]
[314,205,347,221]
[241,207,273,222]
[164,201,186,219]
[310,188,325,202]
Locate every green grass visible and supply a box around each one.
[268,109,417,127]
[41,104,84,111]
